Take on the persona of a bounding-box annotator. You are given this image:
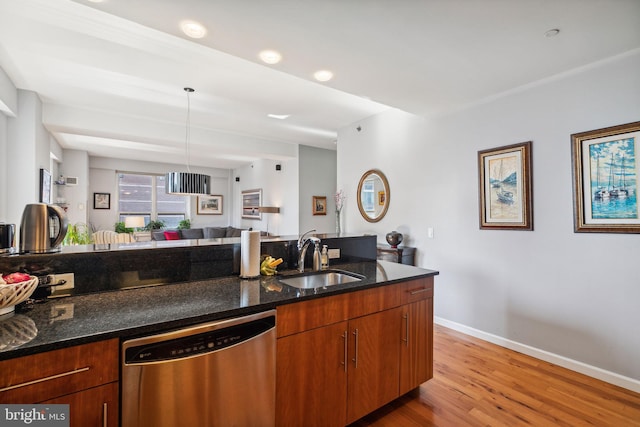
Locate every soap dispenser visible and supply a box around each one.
[321,245,329,270]
[312,241,322,271]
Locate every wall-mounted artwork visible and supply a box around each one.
[39,168,51,204]
[478,141,533,230]
[312,196,327,215]
[197,195,223,215]
[93,192,110,210]
[571,121,640,233]
[242,189,262,219]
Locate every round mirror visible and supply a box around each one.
[357,169,390,223]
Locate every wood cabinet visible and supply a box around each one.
[346,307,402,424]
[276,277,434,426]
[399,279,434,394]
[276,321,348,427]
[0,339,119,427]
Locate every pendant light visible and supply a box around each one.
[165,87,211,195]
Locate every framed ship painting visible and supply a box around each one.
[571,121,640,233]
[478,141,533,230]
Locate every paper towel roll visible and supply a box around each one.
[240,230,261,278]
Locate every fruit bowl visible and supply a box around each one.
[0,276,38,316]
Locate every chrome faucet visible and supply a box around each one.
[297,229,320,272]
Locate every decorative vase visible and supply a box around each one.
[385,231,403,248]
[335,210,341,234]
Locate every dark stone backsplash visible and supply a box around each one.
[0,234,376,296]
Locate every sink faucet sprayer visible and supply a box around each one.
[297,229,321,272]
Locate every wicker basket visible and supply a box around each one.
[0,276,38,316]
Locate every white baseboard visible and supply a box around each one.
[435,316,640,393]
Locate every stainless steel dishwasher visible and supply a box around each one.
[121,310,276,427]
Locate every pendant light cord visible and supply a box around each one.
[184,87,194,173]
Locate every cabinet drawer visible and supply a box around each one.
[399,277,433,304]
[347,283,401,319]
[0,339,118,404]
[278,293,350,337]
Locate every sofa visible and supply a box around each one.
[151,226,247,241]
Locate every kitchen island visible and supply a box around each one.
[0,260,436,359]
[0,235,437,427]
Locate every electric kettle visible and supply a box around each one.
[0,223,16,254]
[19,204,69,253]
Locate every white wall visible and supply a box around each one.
[338,51,640,388]
[0,65,17,117]
[88,156,232,231]
[232,156,299,236]
[60,149,89,226]
[6,90,51,229]
[0,114,7,222]
[299,145,337,233]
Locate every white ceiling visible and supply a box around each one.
[1,0,639,169]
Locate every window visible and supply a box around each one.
[118,173,188,229]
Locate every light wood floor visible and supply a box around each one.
[350,324,640,427]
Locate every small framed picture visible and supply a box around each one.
[93,192,111,210]
[478,141,533,230]
[242,189,262,219]
[378,191,386,206]
[312,196,327,215]
[197,195,223,215]
[571,121,640,233]
[39,168,51,204]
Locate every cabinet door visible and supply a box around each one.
[399,298,433,395]
[43,382,118,427]
[276,321,348,427]
[346,307,401,424]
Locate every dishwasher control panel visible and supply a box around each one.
[124,315,275,364]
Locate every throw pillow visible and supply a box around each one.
[164,231,180,240]
[204,227,226,238]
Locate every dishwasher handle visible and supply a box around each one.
[123,312,276,364]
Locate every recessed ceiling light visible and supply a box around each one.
[267,114,290,120]
[313,70,334,82]
[180,20,207,39]
[544,28,560,38]
[259,50,282,65]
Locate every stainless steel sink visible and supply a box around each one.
[278,270,364,289]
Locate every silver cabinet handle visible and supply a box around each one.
[409,288,431,295]
[403,313,409,346]
[103,402,108,427]
[352,328,359,368]
[341,330,348,372]
[0,367,90,392]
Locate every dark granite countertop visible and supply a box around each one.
[0,261,438,361]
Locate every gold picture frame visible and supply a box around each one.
[478,141,533,230]
[571,121,640,233]
[312,196,327,215]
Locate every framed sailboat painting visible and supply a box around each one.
[478,141,533,230]
[571,121,640,233]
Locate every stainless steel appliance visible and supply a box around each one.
[121,310,276,427]
[0,223,16,254]
[19,203,68,253]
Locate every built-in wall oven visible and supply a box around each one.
[121,310,276,427]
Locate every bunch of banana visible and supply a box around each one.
[260,255,283,276]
